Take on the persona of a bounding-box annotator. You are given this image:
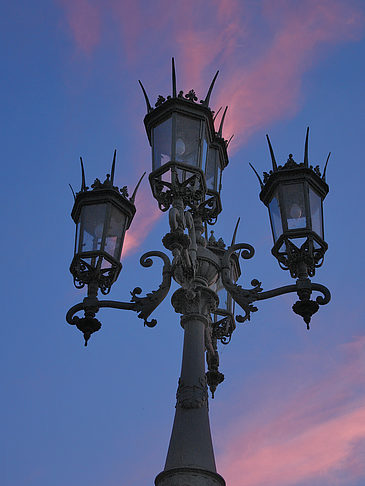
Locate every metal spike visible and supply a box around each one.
[218,106,228,137]
[249,163,264,189]
[130,172,146,203]
[227,134,234,147]
[80,157,86,191]
[231,217,241,246]
[213,106,222,122]
[110,149,116,185]
[304,126,309,168]
[172,57,177,98]
[69,184,76,200]
[266,134,278,171]
[203,70,219,107]
[322,152,331,181]
[138,80,152,113]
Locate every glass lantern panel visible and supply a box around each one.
[201,134,208,172]
[174,114,201,167]
[205,146,218,192]
[269,191,283,242]
[104,205,128,260]
[78,203,107,253]
[217,287,228,309]
[282,183,307,230]
[308,186,323,238]
[152,117,172,170]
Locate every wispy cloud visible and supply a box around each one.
[217,335,365,486]
[58,0,101,54]
[59,0,364,145]
[122,190,161,256]
[173,0,365,146]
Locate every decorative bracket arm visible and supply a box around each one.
[221,243,331,327]
[221,243,263,323]
[66,250,172,345]
[130,251,172,327]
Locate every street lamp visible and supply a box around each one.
[66,60,331,486]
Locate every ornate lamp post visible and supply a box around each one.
[66,60,331,486]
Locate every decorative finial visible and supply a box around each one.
[172,57,177,98]
[138,80,152,113]
[304,126,309,168]
[202,70,219,107]
[130,172,146,203]
[226,134,234,147]
[249,163,264,189]
[80,156,87,191]
[266,134,278,171]
[231,217,241,245]
[110,149,116,185]
[213,106,222,122]
[218,106,228,138]
[69,184,76,200]
[322,152,331,181]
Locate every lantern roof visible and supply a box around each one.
[70,151,145,225]
[139,58,232,148]
[251,128,330,203]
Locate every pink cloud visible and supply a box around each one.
[173,0,365,147]
[217,335,365,486]
[58,0,101,54]
[122,189,161,257]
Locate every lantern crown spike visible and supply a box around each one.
[231,217,241,246]
[202,70,219,107]
[130,171,146,204]
[213,106,222,122]
[249,163,264,189]
[69,183,76,200]
[110,149,116,185]
[304,126,309,168]
[266,134,278,171]
[172,57,177,98]
[322,152,331,181]
[139,80,153,113]
[79,156,87,192]
[227,134,234,147]
[218,106,228,138]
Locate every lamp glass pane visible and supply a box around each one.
[105,205,128,260]
[269,191,283,241]
[282,183,307,230]
[79,203,107,252]
[205,146,218,192]
[153,117,172,170]
[309,186,323,238]
[175,114,201,167]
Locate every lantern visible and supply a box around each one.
[259,130,329,277]
[70,157,136,294]
[140,60,231,212]
[207,231,241,337]
[205,130,229,195]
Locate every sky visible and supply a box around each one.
[1,1,365,485]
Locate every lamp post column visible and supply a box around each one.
[155,286,225,486]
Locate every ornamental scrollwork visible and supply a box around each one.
[130,251,172,327]
[220,243,263,323]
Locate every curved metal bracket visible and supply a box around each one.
[221,243,263,323]
[130,251,172,327]
[221,243,331,327]
[66,250,172,344]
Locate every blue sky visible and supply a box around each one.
[2,1,365,485]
